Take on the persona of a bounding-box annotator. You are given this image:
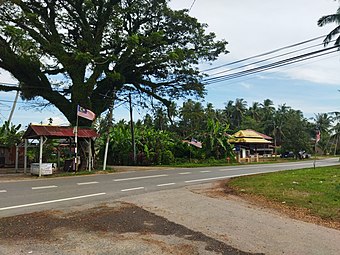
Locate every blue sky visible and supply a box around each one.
[1,0,340,127]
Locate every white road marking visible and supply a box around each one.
[0,193,106,211]
[185,169,291,183]
[121,187,144,192]
[219,168,246,172]
[32,185,58,190]
[179,172,191,175]
[200,170,211,173]
[185,174,249,183]
[157,183,175,187]
[77,181,99,186]
[113,174,168,182]
[0,190,7,193]
[218,163,312,172]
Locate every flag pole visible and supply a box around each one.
[314,130,320,170]
[75,105,96,172]
[75,108,79,172]
[313,141,316,170]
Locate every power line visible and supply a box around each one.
[203,45,339,84]
[211,52,340,88]
[0,99,50,105]
[207,40,334,77]
[189,0,197,11]
[202,35,327,72]
[204,49,338,84]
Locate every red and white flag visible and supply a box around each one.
[190,138,202,149]
[77,105,96,121]
[316,130,321,143]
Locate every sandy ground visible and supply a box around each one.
[0,182,339,254]
[122,184,340,255]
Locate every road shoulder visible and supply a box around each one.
[121,183,340,255]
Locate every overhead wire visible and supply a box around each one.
[202,33,339,85]
[202,34,327,72]
[204,45,339,84]
[189,0,197,11]
[207,40,335,77]
[212,52,340,88]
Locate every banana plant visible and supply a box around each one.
[201,118,234,159]
[0,121,23,147]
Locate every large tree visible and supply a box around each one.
[280,109,312,155]
[0,0,227,125]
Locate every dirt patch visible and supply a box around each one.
[0,202,261,255]
[201,180,340,231]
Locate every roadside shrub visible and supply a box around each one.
[161,150,175,165]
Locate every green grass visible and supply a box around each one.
[227,166,340,221]
[167,157,308,168]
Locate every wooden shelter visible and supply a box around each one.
[22,124,99,176]
[229,129,273,162]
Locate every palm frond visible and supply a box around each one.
[318,14,340,27]
[324,25,340,45]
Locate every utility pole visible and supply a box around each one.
[8,90,19,124]
[129,93,136,165]
[103,97,113,170]
[103,91,115,170]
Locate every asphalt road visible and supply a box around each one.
[0,158,339,217]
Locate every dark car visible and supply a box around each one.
[280,151,295,158]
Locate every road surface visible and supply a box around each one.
[0,158,338,217]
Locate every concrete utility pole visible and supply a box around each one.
[103,100,113,170]
[8,90,19,124]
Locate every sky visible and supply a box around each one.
[1,0,340,128]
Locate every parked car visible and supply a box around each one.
[298,150,311,159]
[280,151,295,158]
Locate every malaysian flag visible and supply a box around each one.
[77,105,96,121]
[189,138,202,148]
[316,130,321,143]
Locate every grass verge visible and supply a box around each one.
[226,166,340,223]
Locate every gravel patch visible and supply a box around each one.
[0,202,257,255]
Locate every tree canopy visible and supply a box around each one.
[318,3,340,46]
[0,0,228,125]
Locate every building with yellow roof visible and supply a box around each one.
[229,129,273,162]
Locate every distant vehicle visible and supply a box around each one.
[298,150,311,159]
[280,151,295,158]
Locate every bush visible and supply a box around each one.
[161,150,175,165]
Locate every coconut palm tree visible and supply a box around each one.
[248,102,261,121]
[223,100,234,120]
[273,104,291,146]
[318,6,340,46]
[313,113,332,134]
[261,99,275,135]
[312,113,333,154]
[233,98,248,129]
[330,122,340,155]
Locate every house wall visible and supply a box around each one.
[0,146,24,168]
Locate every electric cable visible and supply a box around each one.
[203,45,339,84]
[207,40,335,77]
[202,34,327,72]
[189,0,197,11]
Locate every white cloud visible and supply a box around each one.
[30,116,69,126]
[0,69,18,84]
[240,82,253,89]
[172,0,340,85]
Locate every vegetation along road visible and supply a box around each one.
[0,158,338,218]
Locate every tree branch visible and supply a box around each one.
[0,85,20,92]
